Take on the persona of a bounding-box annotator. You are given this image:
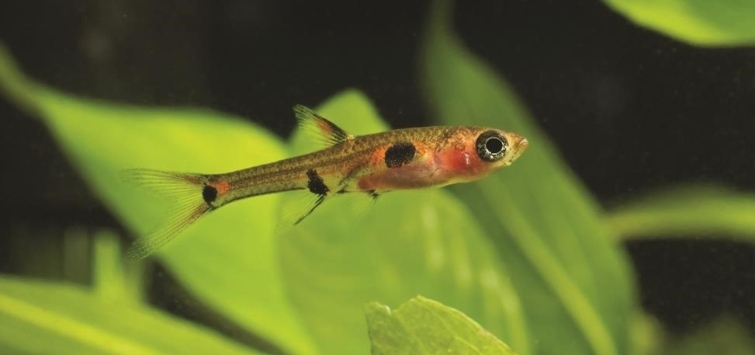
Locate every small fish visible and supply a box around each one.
[122,105,528,258]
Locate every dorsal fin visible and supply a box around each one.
[293,105,352,146]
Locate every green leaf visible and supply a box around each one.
[280,90,527,354]
[601,0,755,46]
[420,1,636,354]
[0,43,316,355]
[0,275,260,355]
[607,185,755,243]
[365,296,517,355]
[630,312,664,355]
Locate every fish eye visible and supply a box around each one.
[476,130,508,162]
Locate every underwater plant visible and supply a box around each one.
[1,0,754,354]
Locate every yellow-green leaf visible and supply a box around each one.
[601,0,755,46]
[0,43,316,355]
[608,184,755,243]
[280,90,527,355]
[365,296,518,355]
[0,275,260,355]
[420,1,635,354]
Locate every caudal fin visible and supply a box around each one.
[120,169,212,259]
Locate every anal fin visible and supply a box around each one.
[294,194,326,225]
[275,191,332,234]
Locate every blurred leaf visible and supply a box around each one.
[0,43,316,355]
[365,296,517,355]
[630,312,664,355]
[280,90,526,354]
[651,318,755,355]
[608,185,755,243]
[0,275,260,355]
[601,0,755,46]
[92,229,132,303]
[421,1,636,354]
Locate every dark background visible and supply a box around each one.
[1,0,754,341]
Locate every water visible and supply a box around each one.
[1,1,754,354]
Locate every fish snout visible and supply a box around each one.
[508,135,528,164]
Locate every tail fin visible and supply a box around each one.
[120,169,212,259]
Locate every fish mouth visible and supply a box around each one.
[510,136,528,161]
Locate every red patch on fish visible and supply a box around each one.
[440,146,484,176]
[213,180,231,195]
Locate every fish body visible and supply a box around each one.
[123,106,528,258]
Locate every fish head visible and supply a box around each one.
[435,127,528,184]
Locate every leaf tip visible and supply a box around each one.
[0,41,38,114]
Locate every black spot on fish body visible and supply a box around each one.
[384,141,416,168]
[307,169,329,196]
[202,185,218,206]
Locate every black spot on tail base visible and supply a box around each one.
[307,169,329,196]
[202,185,218,206]
[385,141,416,168]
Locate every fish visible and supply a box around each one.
[122,105,528,258]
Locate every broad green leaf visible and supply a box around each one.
[607,185,755,243]
[365,296,517,355]
[0,44,316,355]
[280,90,527,354]
[421,1,635,354]
[601,0,755,46]
[0,275,259,355]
